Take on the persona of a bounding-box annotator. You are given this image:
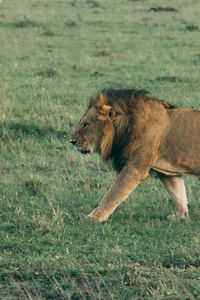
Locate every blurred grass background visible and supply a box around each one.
[0,0,199,298]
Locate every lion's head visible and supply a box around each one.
[70,94,116,161]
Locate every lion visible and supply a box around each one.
[70,88,200,222]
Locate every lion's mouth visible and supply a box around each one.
[70,140,92,156]
[79,149,91,156]
[74,147,91,156]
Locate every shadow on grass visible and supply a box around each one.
[162,255,200,269]
[0,121,68,139]
[149,7,178,12]
[156,76,182,83]
[0,18,44,29]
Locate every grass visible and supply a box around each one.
[0,0,200,298]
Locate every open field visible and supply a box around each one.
[0,0,200,298]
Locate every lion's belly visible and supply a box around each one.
[151,157,200,177]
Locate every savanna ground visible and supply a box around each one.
[0,0,200,298]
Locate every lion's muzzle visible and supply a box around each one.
[70,139,91,156]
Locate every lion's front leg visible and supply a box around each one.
[86,164,149,222]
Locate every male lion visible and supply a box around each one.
[71,88,200,222]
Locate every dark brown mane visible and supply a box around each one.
[101,88,176,109]
[90,88,176,172]
[101,88,149,99]
[90,88,176,111]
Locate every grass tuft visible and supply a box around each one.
[25,177,43,196]
[65,20,78,27]
[35,67,58,78]
[185,25,200,32]
[41,30,55,36]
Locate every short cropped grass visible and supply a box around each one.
[0,0,200,298]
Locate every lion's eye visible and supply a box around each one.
[83,122,88,129]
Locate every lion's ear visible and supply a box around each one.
[98,105,116,121]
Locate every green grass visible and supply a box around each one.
[0,0,200,298]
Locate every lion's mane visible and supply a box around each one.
[89,89,176,172]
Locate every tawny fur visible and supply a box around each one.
[71,88,199,222]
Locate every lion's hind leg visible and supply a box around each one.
[159,175,189,220]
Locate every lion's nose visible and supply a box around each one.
[70,140,77,146]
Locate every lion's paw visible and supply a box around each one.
[167,212,189,221]
[85,210,109,222]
